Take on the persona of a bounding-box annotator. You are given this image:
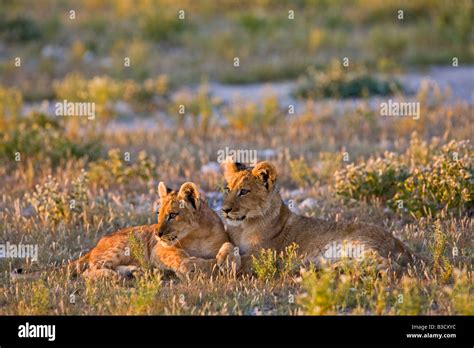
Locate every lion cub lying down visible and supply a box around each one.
[221,160,422,274]
[17,182,239,280]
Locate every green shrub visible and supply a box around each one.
[335,153,409,202]
[450,268,474,315]
[53,73,122,122]
[237,13,268,33]
[252,248,278,280]
[140,13,187,42]
[335,135,473,217]
[0,112,102,166]
[128,272,161,314]
[251,244,302,280]
[298,253,411,315]
[25,175,68,224]
[18,281,50,315]
[25,170,91,224]
[54,73,171,120]
[430,220,453,282]
[393,140,473,218]
[293,60,402,99]
[394,276,427,315]
[88,149,156,187]
[0,15,42,42]
[297,267,339,315]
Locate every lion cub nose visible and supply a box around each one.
[222,207,232,214]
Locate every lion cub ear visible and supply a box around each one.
[178,182,201,210]
[221,157,247,182]
[158,182,172,199]
[252,161,277,190]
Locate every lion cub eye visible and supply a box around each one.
[238,189,250,196]
[224,187,230,194]
[168,213,178,220]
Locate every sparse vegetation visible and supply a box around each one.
[0,0,472,316]
[335,135,473,218]
[293,61,402,99]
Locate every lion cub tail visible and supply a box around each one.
[10,251,91,281]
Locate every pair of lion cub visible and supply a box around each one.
[62,160,417,280]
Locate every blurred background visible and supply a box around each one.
[1,0,473,96]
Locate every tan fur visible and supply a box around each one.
[26,182,239,281]
[221,160,418,274]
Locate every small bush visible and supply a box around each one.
[24,170,93,225]
[335,135,473,217]
[298,267,339,315]
[298,255,402,315]
[140,13,187,42]
[88,149,156,187]
[335,153,409,202]
[251,244,301,280]
[0,16,42,42]
[289,157,318,187]
[237,13,268,33]
[293,60,402,99]
[430,220,453,282]
[0,112,102,166]
[393,140,473,218]
[54,73,170,120]
[127,272,161,315]
[393,276,429,315]
[25,175,67,224]
[450,268,474,315]
[18,281,50,315]
[53,73,122,122]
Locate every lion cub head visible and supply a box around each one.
[221,160,278,226]
[156,181,204,247]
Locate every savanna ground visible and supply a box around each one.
[0,0,473,315]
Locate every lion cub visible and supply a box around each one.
[221,160,420,274]
[37,182,239,280]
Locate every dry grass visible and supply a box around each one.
[0,81,472,315]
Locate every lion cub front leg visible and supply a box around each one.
[216,242,241,275]
[152,244,215,277]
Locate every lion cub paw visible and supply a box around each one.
[216,242,241,274]
[177,257,199,275]
[116,265,142,279]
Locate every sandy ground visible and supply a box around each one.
[207,66,474,105]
